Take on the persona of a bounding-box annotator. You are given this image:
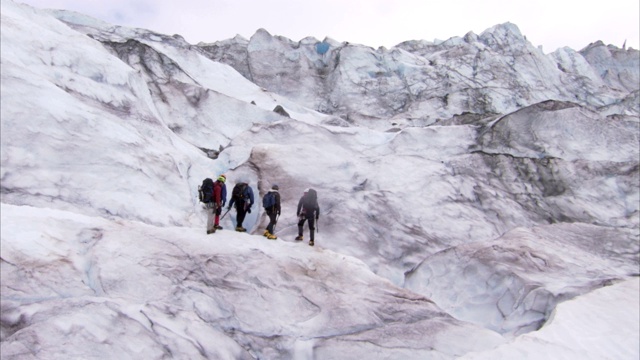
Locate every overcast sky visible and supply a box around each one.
[17,0,640,53]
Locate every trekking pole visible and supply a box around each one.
[220,207,231,220]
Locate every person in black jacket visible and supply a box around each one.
[295,188,319,246]
[228,182,254,232]
[263,184,281,240]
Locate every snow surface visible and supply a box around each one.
[460,278,640,360]
[1,0,639,359]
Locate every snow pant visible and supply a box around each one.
[298,215,316,241]
[266,210,278,234]
[235,200,248,228]
[206,203,220,232]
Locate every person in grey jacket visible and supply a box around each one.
[295,188,319,246]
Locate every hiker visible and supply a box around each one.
[228,181,254,232]
[206,175,226,234]
[218,174,228,208]
[295,188,320,246]
[263,184,281,240]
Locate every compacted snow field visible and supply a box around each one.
[2,1,638,359]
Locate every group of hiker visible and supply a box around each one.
[199,175,320,246]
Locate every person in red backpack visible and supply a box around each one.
[206,175,226,234]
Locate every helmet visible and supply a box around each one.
[272,184,279,190]
[217,175,226,183]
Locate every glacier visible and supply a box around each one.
[1,0,638,359]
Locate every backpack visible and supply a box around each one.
[199,178,214,203]
[302,188,318,211]
[232,183,247,202]
[263,192,276,209]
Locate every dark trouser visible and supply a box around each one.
[266,210,278,234]
[236,201,248,228]
[298,215,315,241]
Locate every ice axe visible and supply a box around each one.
[221,207,232,220]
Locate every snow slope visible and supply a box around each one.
[1,0,638,358]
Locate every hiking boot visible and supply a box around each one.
[207,229,216,234]
[214,225,223,230]
[309,240,314,246]
[263,230,270,237]
[235,226,246,232]
[267,234,277,240]
[295,235,303,241]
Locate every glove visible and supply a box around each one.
[227,205,232,210]
[247,208,252,214]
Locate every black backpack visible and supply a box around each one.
[232,183,247,202]
[302,188,318,211]
[199,178,214,203]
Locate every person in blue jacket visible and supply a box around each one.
[219,174,227,209]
